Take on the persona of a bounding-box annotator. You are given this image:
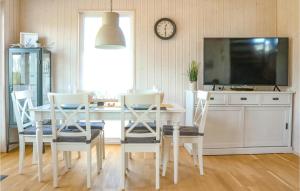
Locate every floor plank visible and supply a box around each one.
[0,145,299,191]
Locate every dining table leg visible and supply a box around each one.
[173,122,180,184]
[36,121,43,182]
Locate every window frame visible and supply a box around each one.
[78,10,136,93]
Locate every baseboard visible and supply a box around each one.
[184,143,293,155]
[293,151,300,156]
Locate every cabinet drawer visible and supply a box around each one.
[208,94,226,105]
[261,94,291,105]
[229,94,259,105]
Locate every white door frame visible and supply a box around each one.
[0,0,7,152]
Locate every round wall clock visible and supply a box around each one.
[154,18,176,40]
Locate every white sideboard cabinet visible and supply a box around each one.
[185,90,294,155]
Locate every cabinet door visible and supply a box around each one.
[244,107,290,147]
[8,50,39,126]
[204,107,244,148]
[41,51,51,105]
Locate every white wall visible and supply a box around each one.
[276,0,300,154]
[0,0,4,152]
[0,0,20,152]
[1,0,299,152]
[19,0,282,105]
[293,0,300,155]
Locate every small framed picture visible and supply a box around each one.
[20,32,38,48]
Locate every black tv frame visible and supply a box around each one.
[203,37,289,86]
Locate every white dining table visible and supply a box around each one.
[30,104,185,184]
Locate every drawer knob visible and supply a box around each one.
[240,97,247,100]
[210,97,214,100]
[272,97,279,101]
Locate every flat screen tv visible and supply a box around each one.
[204,37,289,86]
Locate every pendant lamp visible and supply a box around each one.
[95,0,126,49]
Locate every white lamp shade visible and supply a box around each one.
[95,12,126,49]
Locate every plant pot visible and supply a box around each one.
[189,81,197,91]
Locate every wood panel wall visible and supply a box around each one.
[0,0,20,151]
[298,0,300,155]
[19,0,291,105]
[277,0,300,154]
[17,0,300,153]
[1,0,299,153]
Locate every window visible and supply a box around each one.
[79,12,134,140]
[79,12,134,99]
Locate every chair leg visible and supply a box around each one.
[162,138,170,176]
[87,147,92,189]
[63,151,70,170]
[125,152,129,172]
[155,145,160,190]
[160,137,164,165]
[68,151,72,168]
[63,151,66,165]
[129,152,132,159]
[96,138,102,174]
[198,142,204,175]
[18,136,25,174]
[42,143,46,153]
[121,144,125,190]
[51,142,58,187]
[173,131,180,184]
[192,143,198,166]
[102,131,105,159]
[32,142,37,165]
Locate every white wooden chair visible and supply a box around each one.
[11,90,54,174]
[48,93,102,188]
[127,89,163,159]
[120,93,161,190]
[77,120,105,159]
[161,91,209,182]
[75,90,106,159]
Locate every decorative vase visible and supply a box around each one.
[189,81,197,91]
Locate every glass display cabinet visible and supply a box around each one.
[6,48,51,150]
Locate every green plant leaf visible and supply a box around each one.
[187,60,199,82]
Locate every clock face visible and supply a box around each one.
[154,18,176,40]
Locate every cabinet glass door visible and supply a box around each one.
[9,51,38,125]
[42,51,51,104]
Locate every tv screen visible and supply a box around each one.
[204,38,288,86]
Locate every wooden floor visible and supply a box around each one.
[0,145,299,191]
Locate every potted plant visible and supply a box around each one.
[187,60,198,90]
[35,40,41,47]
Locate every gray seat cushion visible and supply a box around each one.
[121,137,160,144]
[21,124,54,135]
[122,122,159,143]
[54,129,100,143]
[163,125,204,136]
[42,119,52,125]
[125,122,156,133]
[128,105,167,110]
[77,121,105,130]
